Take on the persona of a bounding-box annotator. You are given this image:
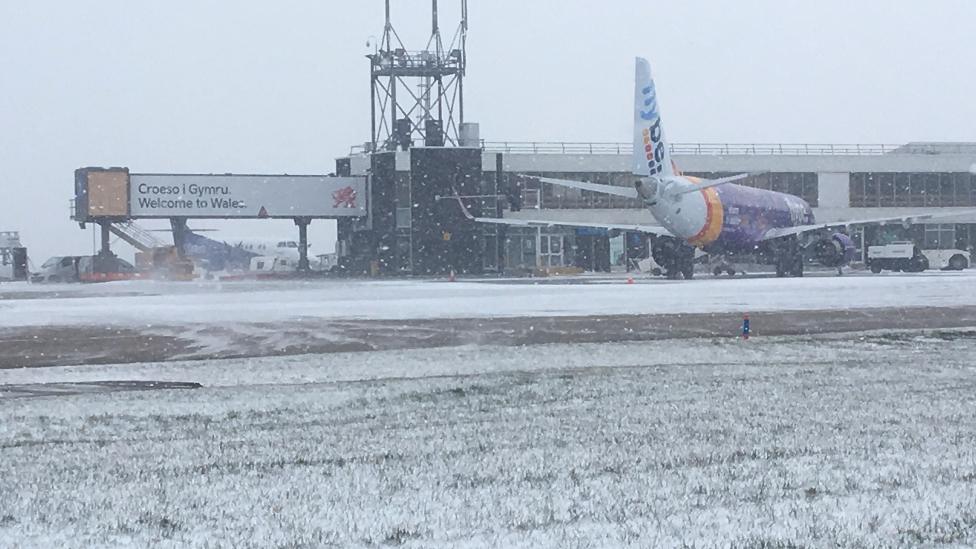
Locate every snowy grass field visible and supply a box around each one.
[3,331,976,547]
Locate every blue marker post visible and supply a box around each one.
[742,314,750,340]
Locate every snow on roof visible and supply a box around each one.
[889,142,976,155]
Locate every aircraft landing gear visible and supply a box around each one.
[653,238,696,280]
[712,266,736,277]
[664,253,693,279]
[775,253,804,277]
[679,252,695,280]
[711,256,737,277]
[774,237,804,278]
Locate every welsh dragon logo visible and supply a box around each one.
[332,186,358,208]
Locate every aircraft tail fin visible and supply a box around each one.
[633,57,675,178]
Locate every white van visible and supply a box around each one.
[249,256,297,273]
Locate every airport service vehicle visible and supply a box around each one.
[215,255,306,281]
[867,243,969,273]
[457,57,976,279]
[866,243,929,273]
[0,231,28,281]
[923,248,971,270]
[31,256,138,283]
[134,246,196,280]
[249,255,297,273]
[245,252,338,274]
[247,252,338,274]
[315,252,340,271]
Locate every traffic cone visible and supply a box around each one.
[626,274,634,284]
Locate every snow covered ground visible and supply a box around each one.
[2,269,976,328]
[3,331,976,547]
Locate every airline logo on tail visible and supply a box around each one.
[639,83,666,175]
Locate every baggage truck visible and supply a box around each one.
[866,242,970,273]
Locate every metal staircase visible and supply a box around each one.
[108,220,166,252]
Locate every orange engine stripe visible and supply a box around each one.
[687,187,723,247]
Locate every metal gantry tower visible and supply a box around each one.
[369,0,468,151]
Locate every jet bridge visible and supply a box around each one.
[72,168,368,273]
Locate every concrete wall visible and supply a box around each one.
[483,152,976,174]
[351,150,976,178]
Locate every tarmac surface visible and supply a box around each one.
[3,305,976,368]
[4,271,976,368]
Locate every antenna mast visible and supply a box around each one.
[368,0,468,151]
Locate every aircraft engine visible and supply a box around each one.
[813,232,856,267]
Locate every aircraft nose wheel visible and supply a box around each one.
[653,238,696,280]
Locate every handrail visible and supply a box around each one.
[479,142,907,156]
[350,141,916,156]
[107,220,166,252]
[349,141,973,156]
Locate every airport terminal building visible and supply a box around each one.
[61,3,976,279]
[339,141,976,274]
[322,4,976,276]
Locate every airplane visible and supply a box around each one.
[457,57,976,279]
[178,230,332,272]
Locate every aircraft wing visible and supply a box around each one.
[525,176,640,199]
[454,196,672,236]
[672,173,757,195]
[529,173,760,198]
[761,208,976,241]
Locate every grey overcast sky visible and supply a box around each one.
[2,0,975,262]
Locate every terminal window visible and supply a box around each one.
[850,173,975,207]
[923,224,957,250]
